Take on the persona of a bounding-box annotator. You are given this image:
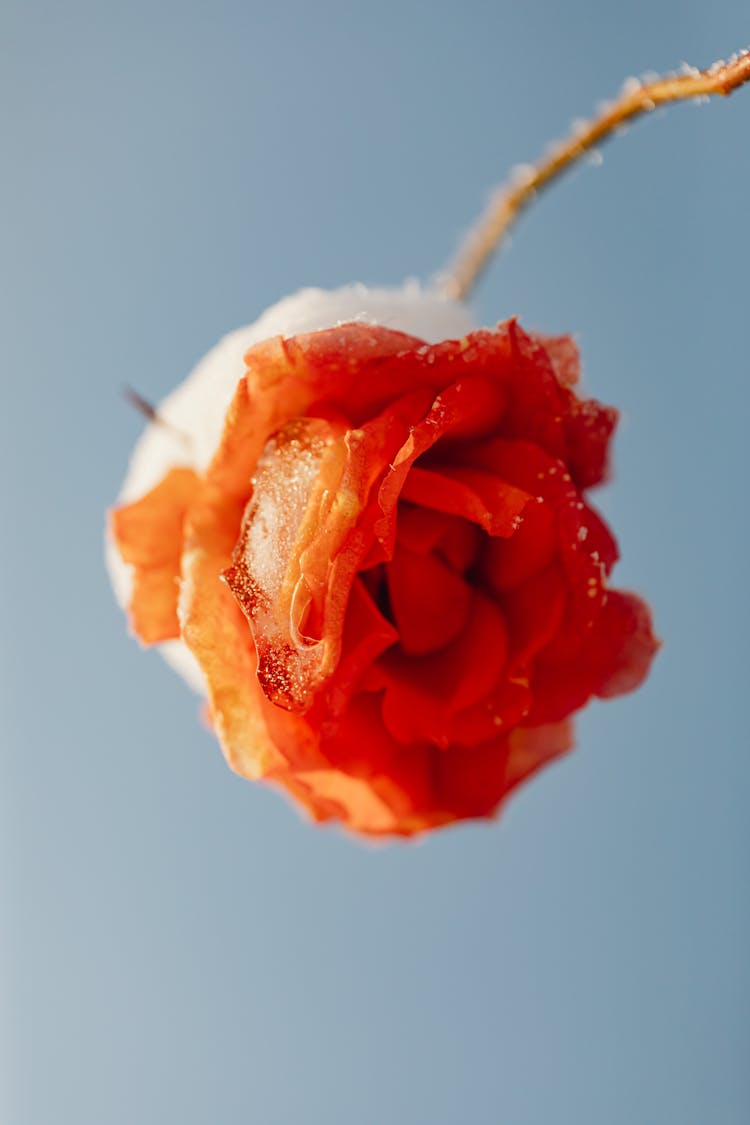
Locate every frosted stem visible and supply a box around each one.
[440,50,750,301]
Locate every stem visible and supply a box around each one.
[440,50,750,301]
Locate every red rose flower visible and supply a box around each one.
[109,286,657,838]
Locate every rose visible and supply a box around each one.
[108,285,657,838]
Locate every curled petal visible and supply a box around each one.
[223,417,353,711]
[109,467,199,644]
[400,465,531,536]
[373,375,512,557]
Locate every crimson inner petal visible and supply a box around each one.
[395,504,454,555]
[386,541,471,655]
[503,562,569,670]
[317,577,398,718]
[432,375,508,443]
[436,516,484,574]
[378,591,510,746]
[481,498,558,592]
[529,590,657,723]
[399,465,530,536]
[443,678,532,748]
[435,740,511,818]
[396,503,484,573]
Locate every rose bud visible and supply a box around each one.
[108,51,750,838]
[108,284,657,837]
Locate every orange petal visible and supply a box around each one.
[297,694,444,836]
[178,482,290,780]
[109,467,199,644]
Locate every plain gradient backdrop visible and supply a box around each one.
[2,2,748,1123]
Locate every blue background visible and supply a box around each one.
[2,2,748,1122]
